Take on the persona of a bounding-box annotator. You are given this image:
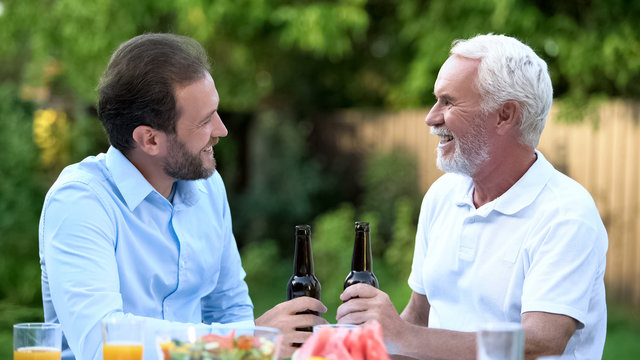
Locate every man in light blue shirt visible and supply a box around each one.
[39,33,326,360]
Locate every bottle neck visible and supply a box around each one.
[351,225,373,272]
[293,226,314,276]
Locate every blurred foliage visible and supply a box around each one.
[1,0,639,113]
[0,83,43,306]
[362,150,420,243]
[232,111,340,249]
[603,301,640,359]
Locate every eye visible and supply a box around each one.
[200,114,214,127]
[437,97,450,107]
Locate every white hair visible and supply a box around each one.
[450,34,553,148]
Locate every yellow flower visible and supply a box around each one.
[33,108,69,166]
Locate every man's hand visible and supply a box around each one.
[336,284,405,346]
[256,297,328,359]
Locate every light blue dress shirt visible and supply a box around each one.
[39,146,254,360]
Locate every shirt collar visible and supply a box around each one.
[455,150,554,215]
[174,179,207,209]
[106,146,155,211]
[493,150,554,215]
[106,146,210,211]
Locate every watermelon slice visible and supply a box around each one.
[344,327,365,360]
[294,325,332,360]
[323,328,352,360]
[294,321,390,360]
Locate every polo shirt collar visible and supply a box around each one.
[455,150,554,215]
[493,150,554,215]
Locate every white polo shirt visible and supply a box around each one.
[408,151,608,359]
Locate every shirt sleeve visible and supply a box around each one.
[200,174,254,324]
[40,181,231,360]
[521,217,607,328]
[42,181,123,360]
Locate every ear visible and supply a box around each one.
[132,125,165,156]
[496,100,520,135]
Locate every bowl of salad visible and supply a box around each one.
[157,326,281,360]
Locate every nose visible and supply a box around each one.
[425,104,443,128]
[212,112,228,138]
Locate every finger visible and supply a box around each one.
[340,283,379,301]
[287,313,328,328]
[314,316,329,326]
[336,297,369,320]
[279,329,314,348]
[336,311,369,326]
[288,330,315,344]
[287,296,328,314]
[279,344,296,359]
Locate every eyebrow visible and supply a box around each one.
[434,92,456,103]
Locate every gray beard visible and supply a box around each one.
[435,119,489,177]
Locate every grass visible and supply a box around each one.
[603,301,640,359]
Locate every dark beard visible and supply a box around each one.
[163,135,215,180]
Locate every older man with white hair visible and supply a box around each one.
[336,34,608,360]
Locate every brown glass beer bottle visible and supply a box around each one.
[286,224,321,304]
[344,221,379,289]
[286,225,321,338]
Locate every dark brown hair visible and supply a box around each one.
[97,33,210,153]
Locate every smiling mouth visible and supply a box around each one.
[438,134,454,144]
[431,127,454,144]
[202,138,218,153]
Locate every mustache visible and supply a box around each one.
[205,138,219,149]
[430,127,453,137]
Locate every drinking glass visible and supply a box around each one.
[13,323,62,360]
[101,316,144,360]
[476,322,524,360]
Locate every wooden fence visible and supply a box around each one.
[324,101,640,306]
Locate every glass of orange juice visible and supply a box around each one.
[101,316,144,360]
[13,323,62,360]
